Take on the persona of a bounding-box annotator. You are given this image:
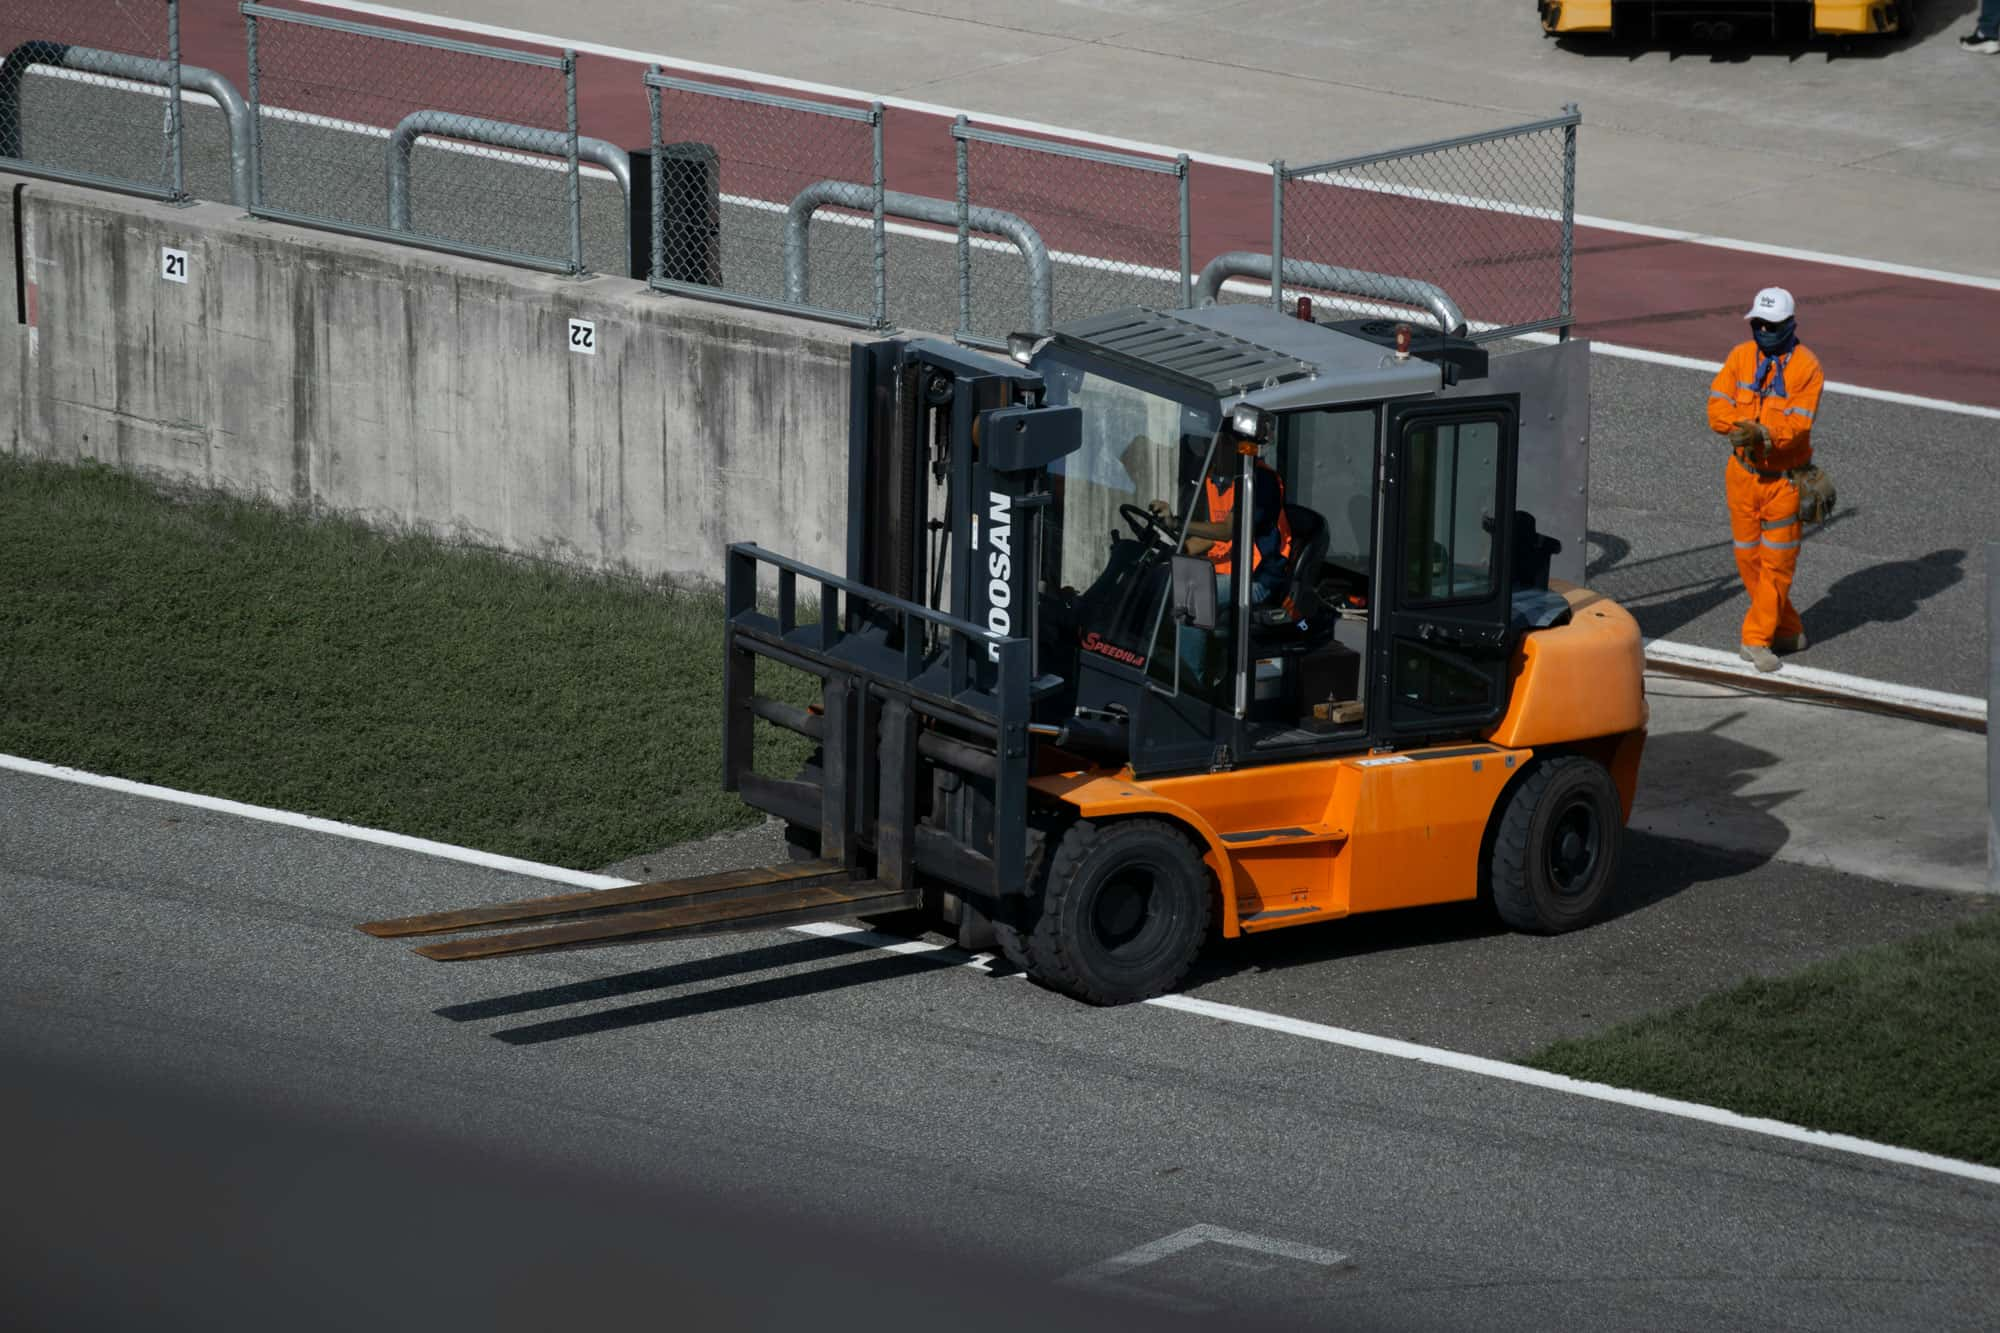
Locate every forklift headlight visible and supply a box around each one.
[1006,332,1049,366]
[1229,403,1271,442]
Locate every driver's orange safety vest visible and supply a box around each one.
[1203,463,1292,576]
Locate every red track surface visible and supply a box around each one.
[163,0,2000,407]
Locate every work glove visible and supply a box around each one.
[1728,421,1770,461]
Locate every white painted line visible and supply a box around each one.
[1643,640,1987,722]
[10,752,1998,1188]
[1148,995,2000,1189]
[1513,331,2000,420]
[0,753,628,891]
[1566,213,2000,294]
[308,0,2000,292]
[26,68,625,184]
[1059,1223,1347,1312]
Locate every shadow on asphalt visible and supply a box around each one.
[435,934,868,1023]
[454,723,1793,1041]
[480,948,966,1044]
[1798,546,1967,648]
[458,727,1793,1039]
[1186,829,1774,989]
[1550,5,1958,61]
[1583,515,1880,645]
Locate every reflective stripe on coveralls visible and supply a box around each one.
[1710,338,1822,648]
[1724,456,1804,645]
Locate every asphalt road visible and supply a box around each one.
[7,766,1999,1330]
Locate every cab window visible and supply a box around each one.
[1402,419,1500,604]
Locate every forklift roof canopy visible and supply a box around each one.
[1048,305,1445,414]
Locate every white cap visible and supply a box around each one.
[1744,287,1796,323]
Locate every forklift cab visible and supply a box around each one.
[1022,305,1577,780]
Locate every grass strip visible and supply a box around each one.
[0,454,811,869]
[1524,911,2000,1166]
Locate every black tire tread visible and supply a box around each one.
[1013,818,1212,1006]
[1489,754,1621,934]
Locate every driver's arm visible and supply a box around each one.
[1149,498,1229,543]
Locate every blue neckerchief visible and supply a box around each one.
[1752,325,1798,397]
[1753,348,1795,399]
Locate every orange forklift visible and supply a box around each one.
[363,302,1646,1005]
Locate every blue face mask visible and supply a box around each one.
[1752,318,1796,355]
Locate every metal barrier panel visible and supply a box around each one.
[0,0,184,200]
[241,4,589,274]
[1278,107,1579,341]
[644,70,883,326]
[954,119,1188,345]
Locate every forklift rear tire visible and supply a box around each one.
[1488,755,1623,934]
[999,818,1212,1005]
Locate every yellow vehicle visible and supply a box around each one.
[363,298,1646,1006]
[1539,0,1915,40]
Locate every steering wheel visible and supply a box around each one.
[1118,503,1175,551]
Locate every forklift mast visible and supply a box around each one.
[720,339,1082,927]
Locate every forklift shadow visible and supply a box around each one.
[1628,709,1797,864]
[445,936,965,1044]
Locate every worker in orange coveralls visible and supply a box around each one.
[1707,286,1824,674]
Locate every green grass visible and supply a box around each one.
[0,454,811,869]
[1525,912,2000,1166]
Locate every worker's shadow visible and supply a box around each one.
[1581,514,1876,644]
[1186,718,1791,984]
[1796,547,1967,649]
[439,934,967,1044]
[1583,527,1745,642]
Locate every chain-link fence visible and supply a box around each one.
[1277,106,1578,341]
[0,0,189,200]
[7,6,1580,346]
[242,3,593,273]
[646,69,883,326]
[954,118,1188,346]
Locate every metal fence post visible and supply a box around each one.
[955,114,971,340]
[1560,103,1578,340]
[564,49,582,275]
[872,102,886,328]
[243,8,261,211]
[646,65,663,286]
[1269,159,1284,312]
[166,0,186,201]
[1176,152,1191,309]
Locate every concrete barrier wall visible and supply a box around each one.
[0,173,866,583]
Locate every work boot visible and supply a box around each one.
[1772,631,1807,655]
[1738,642,1780,673]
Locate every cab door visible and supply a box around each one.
[1374,397,1519,740]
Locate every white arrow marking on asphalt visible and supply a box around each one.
[1058,1223,1348,1313]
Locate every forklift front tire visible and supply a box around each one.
[1003,818,1212,1005]
[1488,755,1623,934]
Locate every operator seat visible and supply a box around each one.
[1251,503,1332,641]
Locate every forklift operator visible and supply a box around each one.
[1151,438,1293,607]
